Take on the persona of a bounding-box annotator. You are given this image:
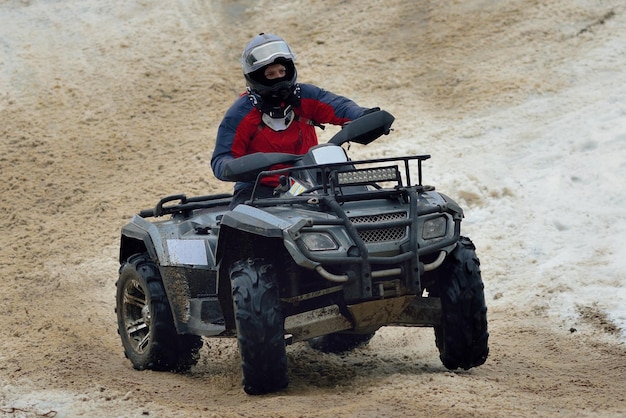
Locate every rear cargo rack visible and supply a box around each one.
[139,193,232,218]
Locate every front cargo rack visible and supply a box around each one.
[248,154,431,204]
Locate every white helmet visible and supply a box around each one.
[242,33,298,99]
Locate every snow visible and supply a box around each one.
[383,40,626,339]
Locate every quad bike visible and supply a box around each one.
[115,109,489,395]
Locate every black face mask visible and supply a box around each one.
[261,85,290,103]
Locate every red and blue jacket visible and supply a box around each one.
[211,83,367,191]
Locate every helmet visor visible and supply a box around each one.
[243,40,295,74]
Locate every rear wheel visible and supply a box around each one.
[427,237,489,370]
[307,332,375,353]
[230,258,288,395]
[116,253,202,372]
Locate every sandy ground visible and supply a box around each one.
[1,0,625,417]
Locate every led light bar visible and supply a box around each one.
[335,166,399,185]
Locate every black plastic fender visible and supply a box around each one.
[119,217,158,263]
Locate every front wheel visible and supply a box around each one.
[427,237,489,370]
[230,258,289,395]
[116,253,202,372]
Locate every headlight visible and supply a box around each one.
[422,217,447,240]
[336,166,399,185]
[300,232,339,251]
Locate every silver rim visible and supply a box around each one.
[122,279,151,353]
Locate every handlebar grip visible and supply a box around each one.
[139,209,155,218]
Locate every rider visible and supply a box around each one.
[211,33,370,208]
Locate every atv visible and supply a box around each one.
[115,109,489,395]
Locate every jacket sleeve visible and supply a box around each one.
[211,96,252,181]
[299,83,368,125]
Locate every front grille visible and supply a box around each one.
[349,212,407,243]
